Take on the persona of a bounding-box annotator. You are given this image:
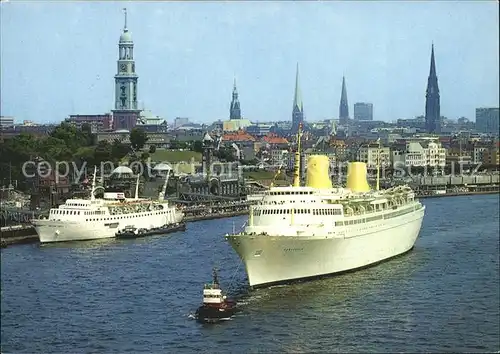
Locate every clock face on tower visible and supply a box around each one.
[120,64,126,71]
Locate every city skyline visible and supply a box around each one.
[1,1,499,124]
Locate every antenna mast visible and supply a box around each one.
[376,138,381,191]
[158,169,170,202]
[293,123,303,187]
[134,174,140,200]
[90,166,97,201]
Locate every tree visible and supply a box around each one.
[216,147,236,162]
[111,139,129,162]
[93,141,113,165]
[50,122,90,151]
[192,140,204,153]
[80,123,96,146]
[129,128,148,151]
[149,145,157,154]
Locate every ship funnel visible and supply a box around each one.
[346,162,370,193]
[306,155,332,189]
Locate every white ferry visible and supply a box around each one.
[32,168,183,243]
[225,126,425,288]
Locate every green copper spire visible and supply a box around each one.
[293,63,303,112]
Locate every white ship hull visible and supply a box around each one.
[226,207,425,287]
[34,211,183,243]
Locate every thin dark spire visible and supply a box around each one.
[429,43,436,78]
[293,62,303,112]
[230,77,241,120]
[425,43,440,133]
[339,76,349,120]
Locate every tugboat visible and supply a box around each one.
[115,222,186,239]
[195,268,237,323]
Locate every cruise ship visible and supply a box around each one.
[225,127,425,288]
[32,168,183,243]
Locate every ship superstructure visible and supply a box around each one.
[225,126,425,288]
[32,168,183,243]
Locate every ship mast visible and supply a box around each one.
[134,174,140,200]
[376,138,381,191]
[270,152,287,188]
[293,123,303,187]
[90,166,97,201]
[158,169,170,202]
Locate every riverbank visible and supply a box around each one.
[417,190,499,199]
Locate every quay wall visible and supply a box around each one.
[414,174,499,186]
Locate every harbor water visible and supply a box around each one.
[1,194,499,353]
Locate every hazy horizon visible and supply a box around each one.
[1,1,499,125]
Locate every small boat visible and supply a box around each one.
[195,268,237,323]
[115,222,186,239]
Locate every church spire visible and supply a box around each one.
[229,77,241,120]
[113,8,140,130]
[291,63,304,133]
[293,63,303,112]
[428,43,438,87]
[425,43,440,133]
[339,76,349,123]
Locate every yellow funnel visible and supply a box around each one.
[346,162,370,192]
[306,155,332,189]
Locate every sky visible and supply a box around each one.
[1,1,499,125]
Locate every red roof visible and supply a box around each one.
[262,133,288,144]
[222,130,256,142]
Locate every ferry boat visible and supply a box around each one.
[32,167,183,243]
[225,125,426,288]
[195,268,237,323]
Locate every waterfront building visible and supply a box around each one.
[112,9,141,130]
[392,137,446,168]
[482,143,499,165]
[425,44,441,134]
[354,103,373,121]
[475,107,499,135]
[473,144,490,164]
[357,144,391,168]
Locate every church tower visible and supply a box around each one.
[339,76,349,124]
[291,63,304,134]
[425,43,441,133]
[112,8,141,130]
[229,78,241,120]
